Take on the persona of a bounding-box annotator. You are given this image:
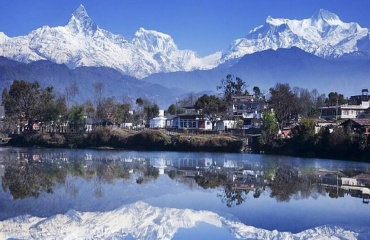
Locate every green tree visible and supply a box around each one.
[195,94,227,118]
[144,103,159,121]
[167,104,177,115]
[268,83,297,129]
[325,92,347,106]
[116,102,132,124]
[253,86,264,101]
[259,110,278,145]
[217,74,248,103]
[136,98,144,107]
[2,80,57,130]
[298,118,315,140]
[68,105,85,132]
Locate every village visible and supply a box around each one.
[1,79,370,158]
[7,87,370,138]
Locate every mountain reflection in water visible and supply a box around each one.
[1,147,370,233]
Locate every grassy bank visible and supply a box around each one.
[6,128,244,153]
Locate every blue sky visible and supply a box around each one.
[1,0,369,56]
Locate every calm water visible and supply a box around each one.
[1,147,370,233]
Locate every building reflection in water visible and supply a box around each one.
[1,149,370,205]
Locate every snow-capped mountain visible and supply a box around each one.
[1,201,368,239]
[0,5,220,78]
[221,9,370,62]
[0,6,369,79]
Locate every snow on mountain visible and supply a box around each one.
[0,201,368,239]
[221,9,370,62]
[0,5,218,79]
[0,6,369,79]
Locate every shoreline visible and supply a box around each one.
[5,129,245,153]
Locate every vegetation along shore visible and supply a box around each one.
[1,76,370,161]
[6,129,244,153]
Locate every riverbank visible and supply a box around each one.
[257,134,370,162]
[6,128,245,153]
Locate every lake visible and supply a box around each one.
[1,147,370,239]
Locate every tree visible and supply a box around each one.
[217,74,248,103]
[253,86,264,101]
[2,80,58,130]
[65,81,79,108]
[297,118,315,141]
[136,98,144,107]
[325,92,346,106]
[144,103,159,121]
[177,93,198,108]
[167,104,177,115]
[97,97,116,123]
[93,82,105,119]
[84,100,95,119]
[268,83,297,129]
[134,98,159,123]
[116,102,132,124]
[293,87,315,118]
[167,103,184,115]
[259,110,278,145]
[68,105,85,132]
[195,94,227,118]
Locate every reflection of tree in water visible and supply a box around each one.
[218,184,249,207]
[96,163,116,184]
[269,166,321,202]
[195,171,249,207]
[94,178,103,198]
[269,166,301,202]
[325,186,345,198]
[65,176,79,198]
[194,172,228,189]
[1,156,64,199]
[1,151,350,204]
[136,164,159,184]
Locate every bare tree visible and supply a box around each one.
[65,81,79,108]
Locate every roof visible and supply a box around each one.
[341,118,370,126]
[164,115,177,120]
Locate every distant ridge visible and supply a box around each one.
[0,57,185,108]
[143,47,370,96]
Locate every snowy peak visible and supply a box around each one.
[1,201,368,239]
[265,16,287,26]
[308,9,345,31]
[221,9,370,62]
[132,27,178,54]
[0,7,369,78]
[67,4,97,35]
[311,9,340,24]
[72,4,89,19]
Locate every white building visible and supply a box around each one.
[215,120,237,131]
[228,95,265,128]
[150,116,167,128]
[319,101,370,120]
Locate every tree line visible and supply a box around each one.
[1,80,160,133]
[0,76,356,135]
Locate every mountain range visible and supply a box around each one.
[1,201,368,239]
[0,57,186,108]
[0,5,369,103]
[143,47,370,96]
